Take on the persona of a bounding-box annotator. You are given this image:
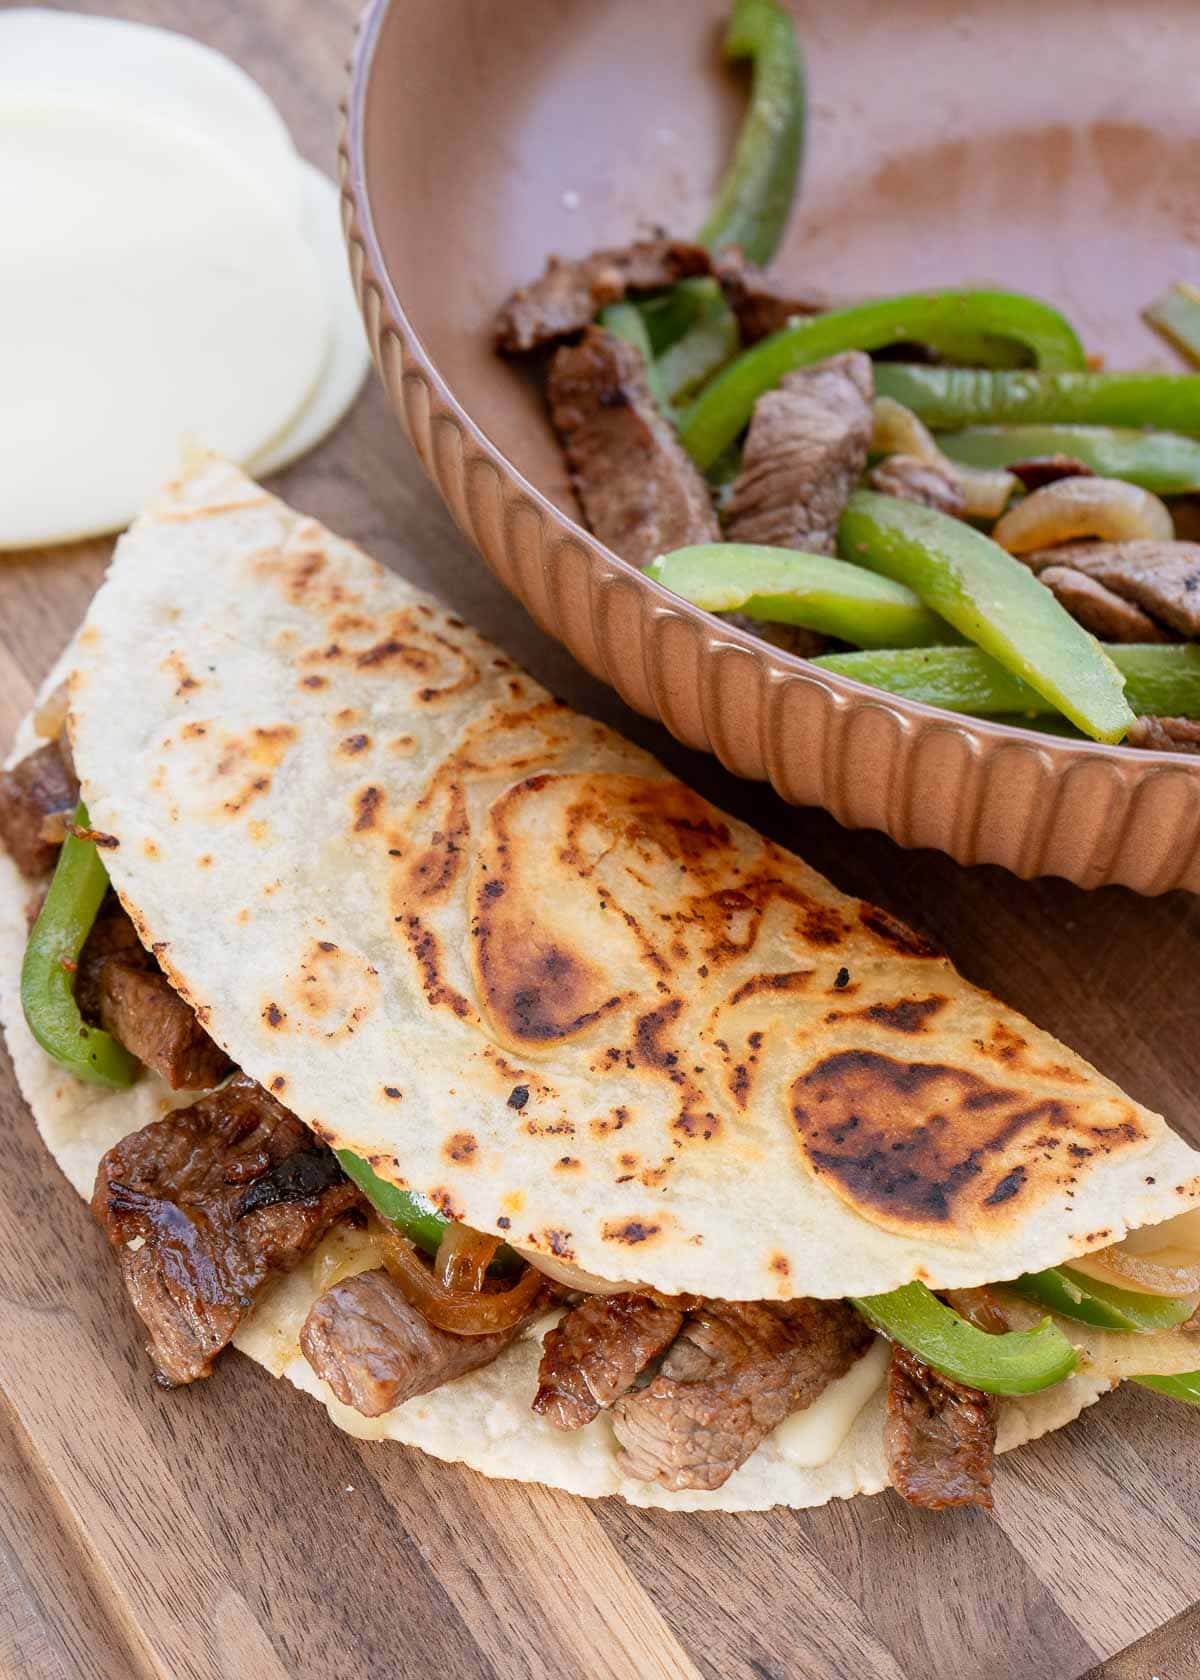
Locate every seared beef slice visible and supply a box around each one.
[77,897,232,1090]
[1023,541,1200,638]
[612,1298,871,1491]
[547,326,720,569]
[1036,566,1170,643]
[0,740,78,877]
[496,237,712,353]
[301,1268,523,1417]
[534,1293,684,1429]
[1127,716,1200,755]
[93,1075,358,1385]
[884,1343,998,1510]
[714,249,831,343]
[726,352,874,554]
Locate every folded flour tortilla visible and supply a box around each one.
[2,455,1198,1508]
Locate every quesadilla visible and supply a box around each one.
[3,455,1199,1513]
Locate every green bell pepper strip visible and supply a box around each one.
[1144,283,1200,368]
[1011,1267,1198,1333]
[20,802,140,1089]
[697,0,805,267]
[937,423,1200,496]
[656,300,740,406]
[679,292,1087,469]
[836,491,1134,743]
[810,643,1200,722]
[853,1282,1077,1396]
[645,544,952,648]
[639,277,724,356]
[1133,1370,1200,1405]
[874,364,1200,437]
[596,302,671,412]
[335,1149,521,1275]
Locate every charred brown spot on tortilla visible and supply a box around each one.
[401,914,475,1022]
[339,733,371,755]
[769,1253,791,1278]
[72,825,119,849]
[829,995,950,1034]
[300,673,327,690]
[726,970,812,1007]
[263,1002,286,1029]
[603,1219,662,1245]
[444,1131,478,1164]
[790,1050,1148,1230]
[270,1075,287,1093]
[382,1085,402,1101]
[802,905,848,946]
[287,941,379,1039]
[352,784,383,832]
[161,649,201,696]
[507,1085,530,1110]
[858,904,941,958]
[426,1187,464,1220]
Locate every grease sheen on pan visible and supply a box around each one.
[62,457,1200,1300]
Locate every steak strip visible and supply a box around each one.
[1022,541,1200,639]
[0,739,79,878]
[725,352,874,555]
[868,454,966,517]
[77,896,232,1090]
[496,237,713,354]
[1037,566,1172,643]
[612,1297,872,1491]
[1126,715,1200,755]
[93,1075,359,1386]
[713,249,831,343]
[301,1266,531,1417]
[547,325,720,568]
[883,1342,999,1510]
[533,1292,684,1429]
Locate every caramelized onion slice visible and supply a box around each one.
[378,1227,543,1334]
[516,1246,635,1296]
[435,1222,500,1293]
[871,396,1017,519]
[1070,1207,1200,1298]
[992,476,1174,553]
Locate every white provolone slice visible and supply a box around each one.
[0,98,327,550]
[773,1337,891,1468]
[0,10,302,222]
[250,165,370,477]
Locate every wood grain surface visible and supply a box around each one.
[2,4,1198,1677]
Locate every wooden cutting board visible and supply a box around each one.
[3,5,1199,1677]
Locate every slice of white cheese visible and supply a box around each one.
[0,96,328,549]
[0,9,302,222]
[773,1336,891,1468]
[250,165,370,478]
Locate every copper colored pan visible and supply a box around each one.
[341,0,1200,892]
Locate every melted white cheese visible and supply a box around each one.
[773,1337,890,1468]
